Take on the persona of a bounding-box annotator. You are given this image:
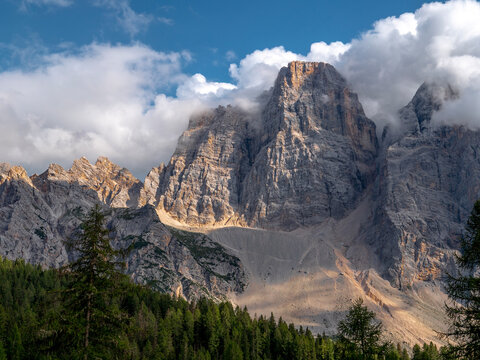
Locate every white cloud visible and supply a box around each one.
[229,46,300,90]
[176,74,236,99]
[0,43,196,177]
[158,17,174,26]
[225,0,480,131]
[4,0,480,179]
[336,0,480,129]
[20,0,73,9]
[93,0,152,37]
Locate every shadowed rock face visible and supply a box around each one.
[0,158,246,300]
[374,82,479,288]
[3,62,480,345]
[149,61,378,229]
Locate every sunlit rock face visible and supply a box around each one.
[0,157,246,300]
[2,62,480,345]
[148,61,378,230]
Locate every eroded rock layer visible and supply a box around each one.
[0,158,246,300]
[2,62,480,346]
[149,61,378,230]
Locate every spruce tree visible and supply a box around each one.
[338,297,383,359]
[61,204,130,359]
[445,199,480,359]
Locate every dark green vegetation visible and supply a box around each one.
[337,298,383,358]
[444,199,480,359]
[0,255,449,360]
[0,203,474,359]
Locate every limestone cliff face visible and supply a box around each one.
[242,62,378,228]
[149,106,254,227]
[3,61,480,344]
[0,158,245,300]
[374,82,479,287]
[32,156,143,208]
[149,61,378,229]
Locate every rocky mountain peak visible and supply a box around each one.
[0,163,31,184]
[149,61,378,229]
[399,82,459,135]
[30,157,142,208]
[279,61,345,92]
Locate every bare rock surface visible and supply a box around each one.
[2,62,480,346]
[373,82,480,288]
[148,61,378,230]
[0,158,245,300]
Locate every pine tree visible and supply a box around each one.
[337,297,383,359]
[445,200,480,359]
[61,204,130,359]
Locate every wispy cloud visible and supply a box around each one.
[225,50,236,61]
[158,17,174,26]
[93,0,153,37]
[20,0,73,10]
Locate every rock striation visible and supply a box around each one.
[0,157,246,300]
[32,156,143,208]
[148,61,378,230]
[2,61,480,345]
[373,82,480,288]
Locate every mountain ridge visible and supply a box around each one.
[1,61,478,346]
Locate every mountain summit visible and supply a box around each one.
[1,62,479,345]
[146,61,378,229]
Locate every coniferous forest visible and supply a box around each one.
[1,203,478,359]
[0,256,455,360]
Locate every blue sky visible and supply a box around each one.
[1,0,480,178]
[1,0,428,83]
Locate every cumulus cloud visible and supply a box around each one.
[3,0,480,178]
[176,74,236,99]
[336,0,480,129]
[0,44,198,177]
[226,0,480,130]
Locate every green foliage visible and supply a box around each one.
[0,254,425,359]
[337,297,384,359]
[54,204,131,359]
[445,199,480,359]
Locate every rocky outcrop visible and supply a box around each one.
[148,106,255,227]
[241,62,378,229]
[0,158,246,300]
[2,62,480,344]
[32,156,143,208]
[148,61,378,229]
[373,82,479,287]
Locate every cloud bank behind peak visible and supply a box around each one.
[2,0,480,178]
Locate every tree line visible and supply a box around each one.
[0,201,479,359]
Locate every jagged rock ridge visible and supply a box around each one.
[148,61,378,230]
[1,62,480,346]
[372,81,480,288]
[0,158,246,300]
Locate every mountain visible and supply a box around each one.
[372,82,476,289]
[0,61,478,345]
[146,62,377,230]
[0,158,246,300]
